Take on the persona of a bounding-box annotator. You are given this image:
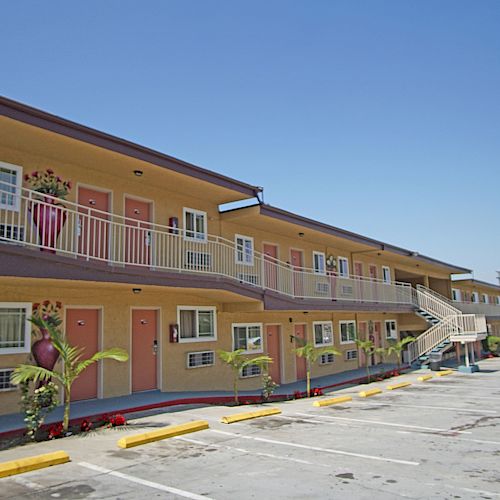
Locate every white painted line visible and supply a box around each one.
[78,462,212,500]
[396,430,500,446]
[293,412,472,434]
[175,436,329,468]
[12,476,44,490]
[349,401,497,414]
[209,429,419,466]
[397,387,500,401]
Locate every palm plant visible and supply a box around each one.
[11,318,128,433]
[385,337,415,370]
[218,349,273,404]
[294,342,340,397]
[355,338,376,383]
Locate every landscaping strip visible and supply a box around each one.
[221,408,281,424]
[0,450,69,478]
[435,370,453,377]
[386,382,412,390]
[358,388,383,398]
[417,374,433,382]
[117,420,209,449]
[313,396,352,407]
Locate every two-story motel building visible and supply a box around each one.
[0,96,495,415]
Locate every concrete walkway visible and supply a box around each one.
[0,362,403,435]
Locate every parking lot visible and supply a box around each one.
[1,358,500,499]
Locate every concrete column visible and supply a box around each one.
[464,343,470,368]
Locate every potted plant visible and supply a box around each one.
[24,169,72,253]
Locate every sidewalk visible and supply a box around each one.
[0,362,403,437]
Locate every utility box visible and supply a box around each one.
[429,351,443,371]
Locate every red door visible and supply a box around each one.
[78,187,110,260]
[295,324,307,380]
[263,244,278,290]
[291,249,304,297]
[358,321,367,367]
[132,309,158,392]
[125,197,152,266]
[354,262,363,277]
[66,309,99,401]
[354,262,364,299]
[369,265,378,301]
[266,325,281,384]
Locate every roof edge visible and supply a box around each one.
[0,95,261,198]
[452,278,500,291]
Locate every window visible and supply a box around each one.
[240,363,261,378]
[0,369,16,391]
[338,257,349,277]
[232,323,263,353]
[313,252,326,274]
[382,266,391,284]
[339,320,356,344]
[471,292,479,303]
[319,352,335,365]
[496,296,500,306]
[385,320,397,339]
[452,289,461,302]
[313,321,333,346]
[178,307,216,342]
[0,162,22,211]
[0,303,31,354]
[345,350,358,361]
[235,235,254,265]
[481,294,488,304]
[183,208,207,241]
[187,351,215,368]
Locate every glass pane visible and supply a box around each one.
[185,212,195,238]
[195,214,205,239]
[179,310,196,338]
[247,326,262,351]
[233,327,247,350]
[0,168,16,207]
[0,307,25,349]
[323,323,333,343]
[314,324,323,344]
[198,311,214,337]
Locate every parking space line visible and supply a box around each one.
[78,462,212,500]
[174,436,329,467]
[293,412,472,434]
[348,401,497,414]
[396,388,500,401]
[396,430,500,446]
[209,429,419,466]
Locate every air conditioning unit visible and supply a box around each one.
[185,251,212,270]
[315,282,330,294]
[237,273,260,286]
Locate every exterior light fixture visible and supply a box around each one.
[132,288,142,294]
[298,232,305,237]
[134,170,143,177]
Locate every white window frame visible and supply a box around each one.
[345,349,358,361]
[240,363,262,378]
[0,368,17,391]
[319,352,335,365]
[232,323,263,354]
[382,266,391,284]
[496,296,500,305]
[186,351,215,369]
[0,302,31,354]
[183,207,207,242]
[481,294,488,304]
[471,292,479,303]
[385,319,398,340]
[452,288,461,302]
[338,256,349,278]
[0,161,22,212]
[235,234,254,266]
[313,251,326,275]
[313,321,333,347]
[177,306,217,343]
[339,320,356,344]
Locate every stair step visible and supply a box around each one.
[443,340,451,344]
[419,356,429,361]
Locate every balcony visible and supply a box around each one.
[0,185,414,307]
[452,301,500,319]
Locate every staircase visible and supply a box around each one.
[408,285,487,364]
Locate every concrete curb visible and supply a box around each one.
[358,388,383,398]
[386,382,412,391]
[0,450,70,478]
[435,370,453,377]
[313,396,352,407]
[417,374,433,382]
[221,408,281,424]
[117,420,209,449]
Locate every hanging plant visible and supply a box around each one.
[326,255,336,271]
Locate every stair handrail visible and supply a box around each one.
[407,315,455,362]
[415,285,461,320]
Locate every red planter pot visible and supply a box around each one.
[31,198,67,253]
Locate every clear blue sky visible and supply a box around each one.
[2,1,499,283]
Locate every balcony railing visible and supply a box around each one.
[452,301,500,318]
[0,185,414,305]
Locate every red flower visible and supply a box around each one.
[55,301,62,309]
[48,422,64,439]
[46,168,54,175]
[31,171,38,177]
[80,419,93,432]
[108,414,126,427]
[33,303,40,310]
[43,300,50,306]
[24,174,29,181]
